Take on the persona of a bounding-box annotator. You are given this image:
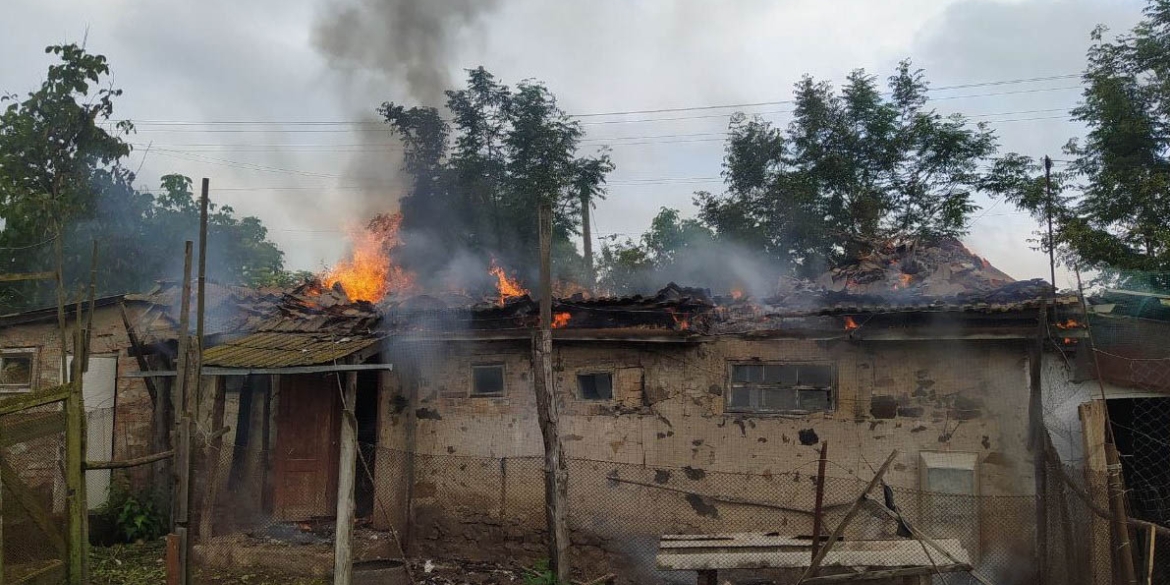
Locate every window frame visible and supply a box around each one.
[724,361,835,415]
[575,370,615,401]
[469,362,507,397]
[0,347,37,394]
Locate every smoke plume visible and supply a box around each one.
[313,0,502,106]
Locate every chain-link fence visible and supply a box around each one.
[0,402,68,584]
[189,441,1096,584]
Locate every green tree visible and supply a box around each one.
[0,44,133,308]
[0,45,289,311]
[379,67,614,286]
[597,207,717,294]
[698,62,998,277]
[1058,3,1170,291]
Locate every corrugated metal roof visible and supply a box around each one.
[202,332,381,368]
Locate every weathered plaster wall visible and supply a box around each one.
[0,304,158,492]
[375,336,1035,566]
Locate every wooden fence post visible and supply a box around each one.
[333,366,359,585]
[533,202,569,582]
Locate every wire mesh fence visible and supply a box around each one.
[0,402,68,584]
[185,441,1121,585]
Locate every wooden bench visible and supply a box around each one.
[656,532,971,585]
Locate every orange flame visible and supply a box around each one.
[552,312,571,329]
[900,273,913,288]
[669,309,690,330]
[844,316,859,331]
[730,287,745,300]
[1055,319,1080,329]
[322,212,414,302]
[489,257,528,305]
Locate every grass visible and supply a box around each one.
[89,540,328,585]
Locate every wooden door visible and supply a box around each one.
[273,374,340,520]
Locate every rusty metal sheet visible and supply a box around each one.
[202,332,380,368]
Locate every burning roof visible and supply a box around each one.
[129,238,1075,348]
[819,237,1013,296]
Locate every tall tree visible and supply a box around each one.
[698,62,998,277]
[0,45,288,310]
[1059,3,1170,291]
[379,67,614,286]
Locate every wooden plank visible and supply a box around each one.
[86,450,174,470]
[333,367,359,585]
[801,564,971,584]
[1080,400,1113,583]
[797,451,898,583]
[1146,525,1156,585]
[610,476,850,515]
[862,495,993,585]
[0,271,55,283]
[120,364,394,378]
[0,385,70,416]
[0,458,65,554]
[197,377,226,542]
[811,442,829,562]
[9,559,64,585]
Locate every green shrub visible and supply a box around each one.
[96,477,165,543]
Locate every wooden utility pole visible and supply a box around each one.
[580,192,594,289]
[172,242,194,585]
[533,202,570,582]
[334,364,359,585]
[810,442,829,562]
[1030,302,1048,584]
[1044,155,1056,289]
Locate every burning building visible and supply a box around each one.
[0,236,1096,582]
[71,237,1072,582]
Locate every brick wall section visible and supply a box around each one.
[0,303,159,492]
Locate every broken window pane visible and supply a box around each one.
[471,364,505,395]
[577,373,613,400]
[0,353,32,388]
[728,386,752,409]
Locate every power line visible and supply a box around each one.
[114,73,1082,130]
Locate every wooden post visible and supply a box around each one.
[580,191,593,289]
[1030,303,1048,584]
[172,242,194,585]
[65,303,88,584]
[197,379,226,541]
[798,450,898,583]
[1145,525,1156,585]
[811,441,829,562]
[0,441,4,585]
[533,202,570,582]
[334,366,359,585]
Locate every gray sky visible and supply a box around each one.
[0,0,1144,290]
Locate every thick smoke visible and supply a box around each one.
[309,0,504,279]
[313,0,502,106]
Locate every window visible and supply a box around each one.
[726,363,833,413]
[577,372,613,400]
[920,452,979,555]
[0,349,35,393]
[471,363,505,396]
